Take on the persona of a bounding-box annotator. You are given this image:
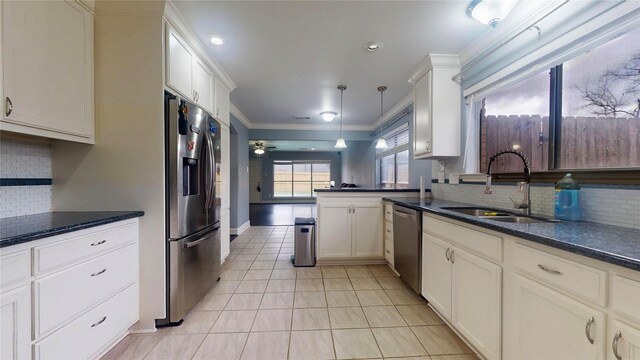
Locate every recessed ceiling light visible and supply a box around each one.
[364,41,383,52]
[320,111,337,122]
[210,36,224,45]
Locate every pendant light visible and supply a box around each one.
[375,86,388,149]
[335,85,348,149]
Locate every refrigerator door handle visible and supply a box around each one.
[206,133,216,209]
[185,236,208,248]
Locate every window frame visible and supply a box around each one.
[480,62,640,185]
[272,160,331,198]
[376,124,410,189]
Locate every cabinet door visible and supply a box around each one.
[451,247,502,360]
[511,274,606,360]
[317,205,351,259]
[215,78,230,125]
[421,233,452,320]
[166,25,193,100]
[608,320,640,360]
[2,0,93,141]
[192,57,214,113]
[0,286,30,360]
[413,70,432,158]
[352,203,383,258]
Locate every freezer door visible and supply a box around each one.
[167,94,217,239]
[168,226,221,323]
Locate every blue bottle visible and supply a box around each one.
[554,174,582,221]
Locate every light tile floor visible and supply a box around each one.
[102,226,479,360]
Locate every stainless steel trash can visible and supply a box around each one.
[293,217,316,267]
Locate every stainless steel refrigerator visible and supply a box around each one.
[159,92,221,326]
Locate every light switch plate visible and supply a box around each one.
[449,173,460,184]
[438,172,445,184]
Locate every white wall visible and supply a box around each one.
[52,8,166,331]
[340,141,375,187]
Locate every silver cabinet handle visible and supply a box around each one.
[613,331,623,360]
[5,97,13,116]
[450,250,455,264]
[90,316,107,328]
[90,240,106,246]
[585,317,595,344]
[91,268,107,277]
[445,248,451,261]
[538,264,563,275]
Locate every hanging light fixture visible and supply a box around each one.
[335,85,348,149]
[375,86,388,149]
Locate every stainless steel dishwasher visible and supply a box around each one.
[393,204,422,294]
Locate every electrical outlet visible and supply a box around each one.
[449,173,460,184]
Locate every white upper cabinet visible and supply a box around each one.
[1,0,94,143]
[165,24,215,114]
[410,54,461,159]
[214,77,230,125]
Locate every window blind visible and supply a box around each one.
[376,123,409,158]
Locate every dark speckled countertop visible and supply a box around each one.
[384,197,640,272]
[0,211,145,248]
[315,188,425,193]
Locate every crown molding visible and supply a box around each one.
[164,0,237,91]
[372,92,414,130]
[408,54,461,85]
[249,123,375,132]
[229,103,253,129]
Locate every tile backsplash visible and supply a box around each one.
[431,182,640,229]
[0,135,52,218]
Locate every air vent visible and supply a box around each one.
[294,116,311,120]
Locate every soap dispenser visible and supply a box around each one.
[554,173,582,221]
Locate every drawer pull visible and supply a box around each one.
[90,316,107,328]
[91,240,107,246]
[585,317,595,344]
[538,264,562,275]
[386,229,391,233]
[386,250,390,254]
[91,268,107,277]
[613,331,623,360]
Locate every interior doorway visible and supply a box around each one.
[249,159,262,204]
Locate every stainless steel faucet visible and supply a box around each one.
[485,150,532,216]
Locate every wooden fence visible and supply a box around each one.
[481,115,640,173]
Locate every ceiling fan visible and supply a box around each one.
[253,142,276,155]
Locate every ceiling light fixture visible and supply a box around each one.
[375,86,388,149]
[335,85,348,149]
[254,147,265,155]
[320,111,337,122]
[467,0,517,27]
[210,36,224,45]
[364,41,383,52]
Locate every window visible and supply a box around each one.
[273,161,331,198]
[377,124,410,188]
[480,26,640,178]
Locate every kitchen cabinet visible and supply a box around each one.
[384,203,394,267]
[1,0,94,143]
[0,286,30,360]
[318,200,383,260]
[421,230,501,360]
[165,24,215,114]
[509,273,606,360]
[215,77,230,125]
[410,54,461,159]
[608,320,640,360]
[220,123,231,261]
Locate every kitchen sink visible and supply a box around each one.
[441,207,511,217]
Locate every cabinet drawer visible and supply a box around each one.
[513,243,607,306]
[384,204,393,222]
[611,275,640,323]
[34,284,138,360]
[1,250,29,288]
[385,240,394,266]
[34,244,137,337]
[423,215,502,262]
[33,221,137,275]
[384,220,393,243]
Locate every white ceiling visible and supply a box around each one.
[249,140,349,152]
[173,1,490,127]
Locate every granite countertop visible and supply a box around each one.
[384,197,640,272]
[0,211,145,248]
[315,188,426,193]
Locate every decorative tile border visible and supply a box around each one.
[0,178,53,186]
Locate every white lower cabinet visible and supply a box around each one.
[509,273,606,360]
[608,320,640,360]
[0,286,30,360]
[421,231,501,360]
[317,200,382,260]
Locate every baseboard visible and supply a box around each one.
[231,220,250,235]
[316,258,388,266]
